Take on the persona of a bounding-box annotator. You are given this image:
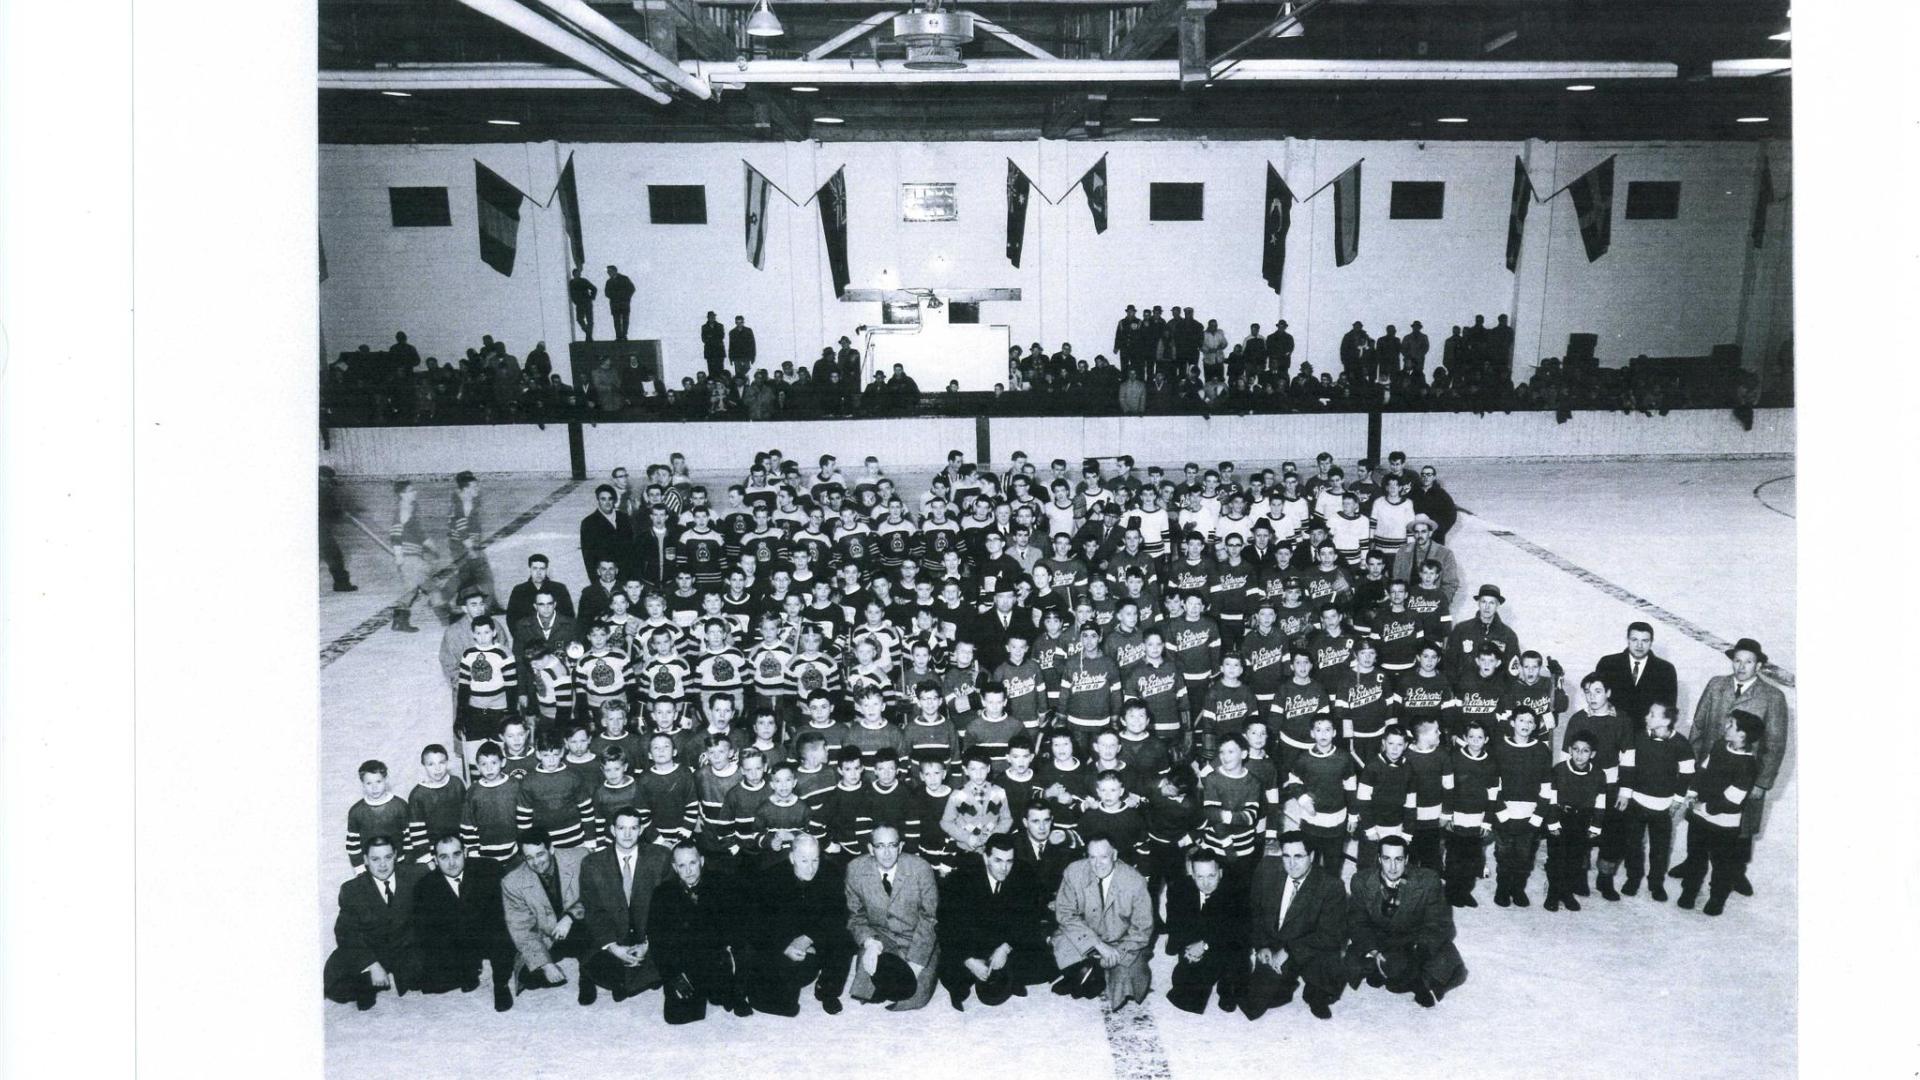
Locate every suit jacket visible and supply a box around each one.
[577,582,624,630]
[1164,875,1248,957]
[579,509,633,580]
[1390,539,1461,599]
[972,605,1036,673]
[1050,859,1154,963]
[512,613,580,665]
[1594,649,1679,721]
[646,868,749,981]
[1345,866,1462,986]
[580,844,672,960]
[758,862,854,959]
[1689,674,1790,833]
[411,860,509,982]
[1411,484,1459,541]
[844,854,940,967]
[1246,860,1345,963]
[634,526,679,589]
[1012,833,1075,898]
[938,859,1051,960]
[501,846,588,971]
[508,580,576,624]
[728,326,757,364]
[328,863,425,980]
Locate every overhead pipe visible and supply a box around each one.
[526,0,715,100]
[682,57,1681,84]
[451,0,673,103]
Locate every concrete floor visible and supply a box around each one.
[319,456,1796,1080]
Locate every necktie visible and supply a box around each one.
[1632,658,1643,685]
[449,876,461,899]
[881,871,893,897]
[378,878,392,905]
[990,879,1000,897]
[1099,876,1110,910]
[1736,682,1749,699]
[1383,883,1401,918]
[1279,876,1296,929]
[621,855,634,900]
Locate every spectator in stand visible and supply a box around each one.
[887,364,920,414]
[1340,323,1372,385]
[1119,368,1147,416]
[604,266,636,341]
[1113,306,1142,374]
[1403,322,1429,378]
[1172,307,1203,378]
[1411,466,1459,544]
[1200,320,1230,378]
[701,312,726,379]
[1267,320,1294,378]
[1242,324,1268,378]
[836,336,862,390]
[1375,326,1401,382]
[569,268,597,340]
[729,316,757,379]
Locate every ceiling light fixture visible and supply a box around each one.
[813,115,845,124]
[791,85,820,93]
[1566,84,1596,92]
[1275,2,1305,39]
[746,0,784,38]
[1436,116,1468,124]
[1736,116,1769,123]
[381,90,413,98]
[486,118,521,125]
[1131,116,1161,123]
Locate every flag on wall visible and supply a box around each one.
[1567,156,1615,263]
[1261,164,1293,295]
[1006,160,1033,267]
[555,154,585,271]
[1078,155,1108,233]
[816,166,850,298]
[474,161,525,276]
[1505,156,1533,272]
[1750,150,1773,250]
[1331,161,1361,266]
[319,231,329,284]
[745,163,773,269]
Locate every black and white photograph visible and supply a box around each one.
[0,2,1911,1079]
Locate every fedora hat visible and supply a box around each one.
[1724,637,1768,665]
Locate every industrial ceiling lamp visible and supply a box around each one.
[746,0,784,38]
[1275,2,1305,39]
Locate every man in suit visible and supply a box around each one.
[751,834,855,1016]
[1672,637,1790,897]
[633,504,678,590]
[512,590,578,677]
[578,806,673,1004]
[646,842,753,1022]
[938,834,1056,1009]
[501,828,597,1004]
[604,265,635,340]
[507,553,576,624]
[576,559,625,631]
[1594,621,1680,722]
[411,832,516,1011]
[1012,802,1075,897]
[1050,838,1155,1010]
[323,835,423,1010]
[1345,834,1466,1007]
[700,312,726,379]
[1163,849,1249,1014]
[972,583,1033,674]
[728,315,757,378]
[1243,831,1347,1020]
[579,485,632,581]
[1412,466,1459,543]
[845,823,941,1011]
[1390,515,1461,600]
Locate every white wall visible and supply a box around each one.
[322,423,572,475]
[1382,406,1793,460]
[320,138,1785,384]
[581,417,978,472]
[992,413,1367,468]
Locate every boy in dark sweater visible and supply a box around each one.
[1353,727,1411,872]
[1281,717,1358,872]
[1443,719,1499,907]
[460,742,521,863]
[405,744,465,863]
[515,734,594,849]
[1490,709,1553,907]
[1545,731,1607,912]
[1614,701,1696,903]
[346,759,411,870]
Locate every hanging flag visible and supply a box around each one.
[1505,156,1533,272]
[318,231,329,284]
[1006,160,1033,267]
[1750,150,1773,249]
[745,162,773,270]
[1261,164,1293,295]
[816,167,850,298]
[555,154,585,271]
[474,161,525,276]
[1332,161,1361,267]
[1078,155,1108,234]
[1567,156,1615,263]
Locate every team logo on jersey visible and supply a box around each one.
[713,658,736,681]
[847,539,866,560]
[590,660,616,688]
[470,653,495,681]
[652,670,678,695]
[758,656,785,679]
[799,667,825,692]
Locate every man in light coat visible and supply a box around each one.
[844,823,941,1010]
[1049,837,1155,1010]
[500,828,596,1004]
[1674,637,1790,897]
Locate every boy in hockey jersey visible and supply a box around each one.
[633,732,698,848]
[1545,732,1607,912]
[406,745,466,863]
[904,682,962,768]
[457,619,520,773]
[1613,701,1696,903]
[1114,699,1174,783]
[1326,491,1372,568]
[792,732,839,813]
[574,619,633,721]
[1453,643,1513,742]
[1442,720,1498,907]
[346,759,411,870]
[589,746,641,848]
[497,717,537,780]
[720,748,772,856]
[694,734,743,860]
[516,734,594,850]
[1568,673,1633,901]
[1197,734,1269,872]
[1506,651,1568,738]
[749,764,817,870]
[460,743,521,863]
[1402,718,1452,873]
[523,642,577,731]
[962,683,1026,764]
[1490,709,1552,907]
[1195,654,1259,767]
[1353,727,1411,873]
[909,758,960,874]
[1282,718,1358,871]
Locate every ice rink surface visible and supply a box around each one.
[318,455,1796,1080]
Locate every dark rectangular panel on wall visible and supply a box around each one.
[1625,181,1681,220]
[647,184,708,225]
[1149,182,1205,221]
[389,187,451,227]
[948,301,981,325]
[1388,181,1445,220]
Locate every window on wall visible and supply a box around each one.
[388,187,451,227]
[1148,183,1205,221]
[1389,181,1445,220]
[648,185,708,224]
[1625,181,1681,220]
[947,301,980,324]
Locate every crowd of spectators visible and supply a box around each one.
[320,309,1783,429]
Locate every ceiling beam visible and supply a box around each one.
[1178,0,1214,84]
[963,13,1059,60]
[1108,0,1184,60]
[646,0,740,60]
[803,10,894,60]
[1042,89,1106,137]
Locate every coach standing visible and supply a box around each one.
[1676,638,1789,898]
